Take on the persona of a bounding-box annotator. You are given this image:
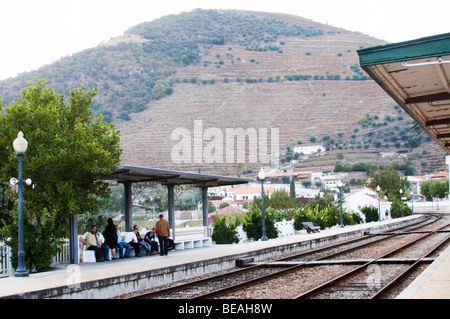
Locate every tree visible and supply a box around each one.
[368,166,409,199]
[151,80,167,100]
[211,214,239,244]
[242,206,278,241]
[290,176,296,199]
[0,79,122,271]
[421,179,449,201]
[252,189,297,211]
[360,205,379,223]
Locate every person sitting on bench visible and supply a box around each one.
[144,228,159,255]
[124,228,142,257]
[86,225,109,262]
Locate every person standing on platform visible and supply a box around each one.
[103,218,118,260]
[155,213,170,256]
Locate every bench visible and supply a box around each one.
[301,222,321,234]
[173,226,212,250]
[78,235,97,263]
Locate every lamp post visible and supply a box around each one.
[337,180,344,228]
[258,168,268,241]
[399,189,404,218]
[376,185,381,221]
[12,132,29,277]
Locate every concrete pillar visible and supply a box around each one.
[167,184,175,241]
[69,214,78,264]
[446,155,450,211]
[201,186,209,230]
[123,182,133,231]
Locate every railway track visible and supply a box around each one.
[126,214,450,299]
[294,223,450,299]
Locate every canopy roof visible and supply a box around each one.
[104,164,252,187]
[357,32,450,153]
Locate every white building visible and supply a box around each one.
[293,143,325,155]
[343,187,392,220]
[323,177,340,191]
[228,186,274,200]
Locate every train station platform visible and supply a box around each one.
[0,214,447,299]
[397,229,450,299]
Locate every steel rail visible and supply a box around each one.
[370,231,450,299]
[293,222,449,299]
[126,214,437,299]
[193,216,442,299]
[127,264,262,299]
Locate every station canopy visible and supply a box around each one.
[357,32,450,153]
[104,164,253,187]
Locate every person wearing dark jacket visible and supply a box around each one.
[144,228,159,255]
[103,218,118,260]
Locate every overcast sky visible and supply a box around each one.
[1,0,449,80]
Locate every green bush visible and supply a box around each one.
[360,205,379,222]
[211,214,239,244]
[390,199,412,218]
[1,208,64,272]
[293,205,358,230]
[242,206,278,241]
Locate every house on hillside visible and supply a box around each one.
[208,205,246,224]
[293,143,325,155]
[322,177,340,191]
[430,171,448,180]
[406,176,427,197]
[343,187,392,220]
[228,186,274,200]
[406,171,448,198]
[208,199,252,211]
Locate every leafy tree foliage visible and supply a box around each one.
[368,166,409,199]
[242,205,279,241]
[0,79,122,271]
[360,205,379,223]
[420,179,449,201]
[211,214,239,244]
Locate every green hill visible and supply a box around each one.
[0,9,444,176]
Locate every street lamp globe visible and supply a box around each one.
[258,168,266,181]
[337,180,343,188]
[376,185,381,192]
[13,132,28,153]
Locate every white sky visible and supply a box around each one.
[1,0,449,80]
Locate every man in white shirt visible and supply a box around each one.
[124,228,141,257]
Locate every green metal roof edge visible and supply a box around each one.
[357,32,450,66]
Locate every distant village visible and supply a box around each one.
[206,157,448,224]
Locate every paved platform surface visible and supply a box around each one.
[0,214,449,299]
[397,233,450,299]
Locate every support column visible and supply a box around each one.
[123,182,133,231]
[446,155,450,211]
[69,214,78,264]
[167,185,175,241]
[201,187,209,236]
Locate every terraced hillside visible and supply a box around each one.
[0,9,445,175]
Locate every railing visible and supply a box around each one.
[0,238,71,278]
[0,242,11,278]
[51,239,70,266]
